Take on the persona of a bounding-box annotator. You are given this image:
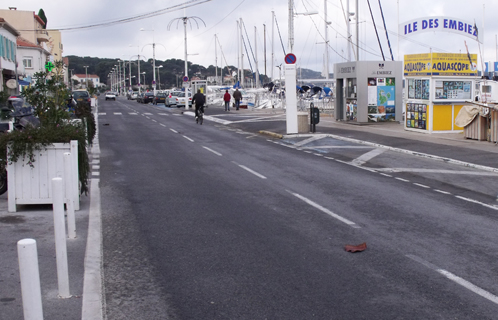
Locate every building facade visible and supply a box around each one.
[0,17,20,94]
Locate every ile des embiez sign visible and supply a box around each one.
[399,16,481,43]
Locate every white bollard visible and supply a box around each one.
[17,238,44,320]
[64,153,76,239]
[52,177,71,298]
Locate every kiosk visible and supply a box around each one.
[404,53,477,133]
[334,61,403,123]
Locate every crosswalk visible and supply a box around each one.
[98,112,170,116]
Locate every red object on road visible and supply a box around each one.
[345,242,367,253]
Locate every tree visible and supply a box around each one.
[38,9,47,29]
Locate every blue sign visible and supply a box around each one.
[183,76,189,82]
[285,53,297,65]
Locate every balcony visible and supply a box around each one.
[36,30,49,43]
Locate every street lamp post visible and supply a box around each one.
[83,65,89,89]
[129,45,143,94]
[140,28,157,96]
[155,65,163,90]
[141,72,146,90]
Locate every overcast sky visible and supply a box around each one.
[4,0,498,78]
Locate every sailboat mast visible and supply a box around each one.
[271,11,275,81]
[215,34,218,85]
[240,18,245,88]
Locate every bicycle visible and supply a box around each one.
[196,106,204,125]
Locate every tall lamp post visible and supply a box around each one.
[129,44,143,94]
[168,16,205,110]
[83,65,89,89]
[140,28,157,96]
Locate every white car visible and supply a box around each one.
[105,92,116,101]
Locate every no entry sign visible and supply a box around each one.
[285,53,297,64]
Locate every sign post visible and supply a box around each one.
[285,53,298,134]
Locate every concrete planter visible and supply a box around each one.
[7,140,79,212]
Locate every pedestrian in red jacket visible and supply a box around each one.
[223,90,231,111]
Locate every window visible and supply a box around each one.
[23,57,33,68]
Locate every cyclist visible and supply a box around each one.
[192,89,206,124]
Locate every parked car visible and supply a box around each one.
[166,91,182,107]
[136,92,144,103]
[153,92,166,105]
[141,92,155,104]
[127,91,139,100]
[72,90,91,107]
[105,91,116,101]
[175,92,192,107]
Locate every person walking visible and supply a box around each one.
[192,89,206,124]
[223,90,231,111]
[233,88,242,110]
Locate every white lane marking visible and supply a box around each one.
[294,135,326,147]
[380,173,392,177]
[288,191,360,228]
[145,116,151,119]
[301,145,373,149]
[455,196,498,211]
[395,177,410,182]
[406,254,498,305]
[232,162,267,179]
[352,148,387,166]
[304,151,313,154]
[375,168,498,176]
[160,123,166,127]
[98,112,106,115]
[325,157,335,160]
[158,113,168,115]
[203,146,222,156]
[183,135,194,142]
[413,183,430,189]
[129,112,138,115]
[151,119,158,123]
[92,171,100,176]
[435,189,451,195]
[113,112,122,115]
[92,165,100,170]
[91,160,99,164]
[144,113,153,115]
[314,153,323,157]
[170,129,178,133]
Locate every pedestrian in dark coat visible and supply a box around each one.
[233,88,242,110]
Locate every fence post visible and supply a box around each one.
[17,238,44,320]
[64,153,76,238]
[52,177,71,298]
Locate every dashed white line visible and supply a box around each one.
[113,112,122,115]
[413,183,430,189]
[232,162,267,179]
[406,254,498,305]
[144,113,153,115]
[170,129,178,133]
[151,119,158,123]
[455,196,498,211]
[395,177,410,182]
[435,189,451,195]
[314,153,323,156]
[287,191,360,228]
[202,146,222,156]
[129,113,138,115]
[324,156,335,160]
[183,135,194,142]
[380,173,392,177]
[160,123,166,127]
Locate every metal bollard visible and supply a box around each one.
[17,238,44,320]
[52,177,71,298]
[64,153,76,238]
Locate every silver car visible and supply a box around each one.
[166,91,182,107]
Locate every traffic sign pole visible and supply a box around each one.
[285,53,298,134]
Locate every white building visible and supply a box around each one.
[72,73,100,88]
[17,36,51,84]
[0,17,20,94]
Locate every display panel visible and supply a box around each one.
[367,78,396,122]
[435,80,472,100]
[406,103,427,129]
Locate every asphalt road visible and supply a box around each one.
[98,97,498,319]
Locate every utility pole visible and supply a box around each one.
[324,0,329,79]
[264,23,267,79]
[255,26,260,88]
[83,65,89,89]
[215,34,218,85]
[240,18,245,88]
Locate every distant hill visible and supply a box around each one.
[66,55,327,88]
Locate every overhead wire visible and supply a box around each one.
[42,0,212,32]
